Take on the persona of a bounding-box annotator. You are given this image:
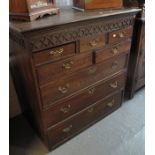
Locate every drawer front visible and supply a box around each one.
[108,27,133,44]
[95,40,131,63]
[43,73,125,127]
[33,43,76,65]
[41,53,128,106]
[37,52,93,86]
[48,91,123,148]
[80,35,106,53]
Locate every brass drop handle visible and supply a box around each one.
[89,40,98,47]
[119,32,124,38]
[110,81,118,89]
[112,47,118,55]
[60,104,71,114]
[49,48,64,57]
[111,61,118,69]
[62,125,72,133]
[62,61,74,70]
[58,84,70,94]
[88,87,96,95]
[107,100,115,108]
[87,107,94,113]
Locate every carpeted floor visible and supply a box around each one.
[10,89,145,155]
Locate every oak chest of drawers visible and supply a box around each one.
[10,7,140,150]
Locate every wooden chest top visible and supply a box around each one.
[10,7,141,33]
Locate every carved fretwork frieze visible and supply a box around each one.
[29,15,135,52]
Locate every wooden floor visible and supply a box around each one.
[10,89,145,155]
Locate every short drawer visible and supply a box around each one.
[95,40,131,63]
[33,43,76,65]
[80,35,106,53]
[108,27,133,44]
[40,53,128,106]
[47,91,123,148]
[43,73,125,127]
[37,52,93,86]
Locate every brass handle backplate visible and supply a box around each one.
[62,125,72,133]
[110,81,118,88]
[58,84,70,94]
[49,48,64,57]
[60,104,71,114]
[107,100,115,108]
[62,61,74,70]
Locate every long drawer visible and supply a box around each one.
[40,53,128,106]
[43,73,125,127]
[37,52,93,86]
[47,91,123,149]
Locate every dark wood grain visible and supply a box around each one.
[40,53,128,105]
[43,73,125,127]
[9,8,141,33]
[48,91,123,150]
